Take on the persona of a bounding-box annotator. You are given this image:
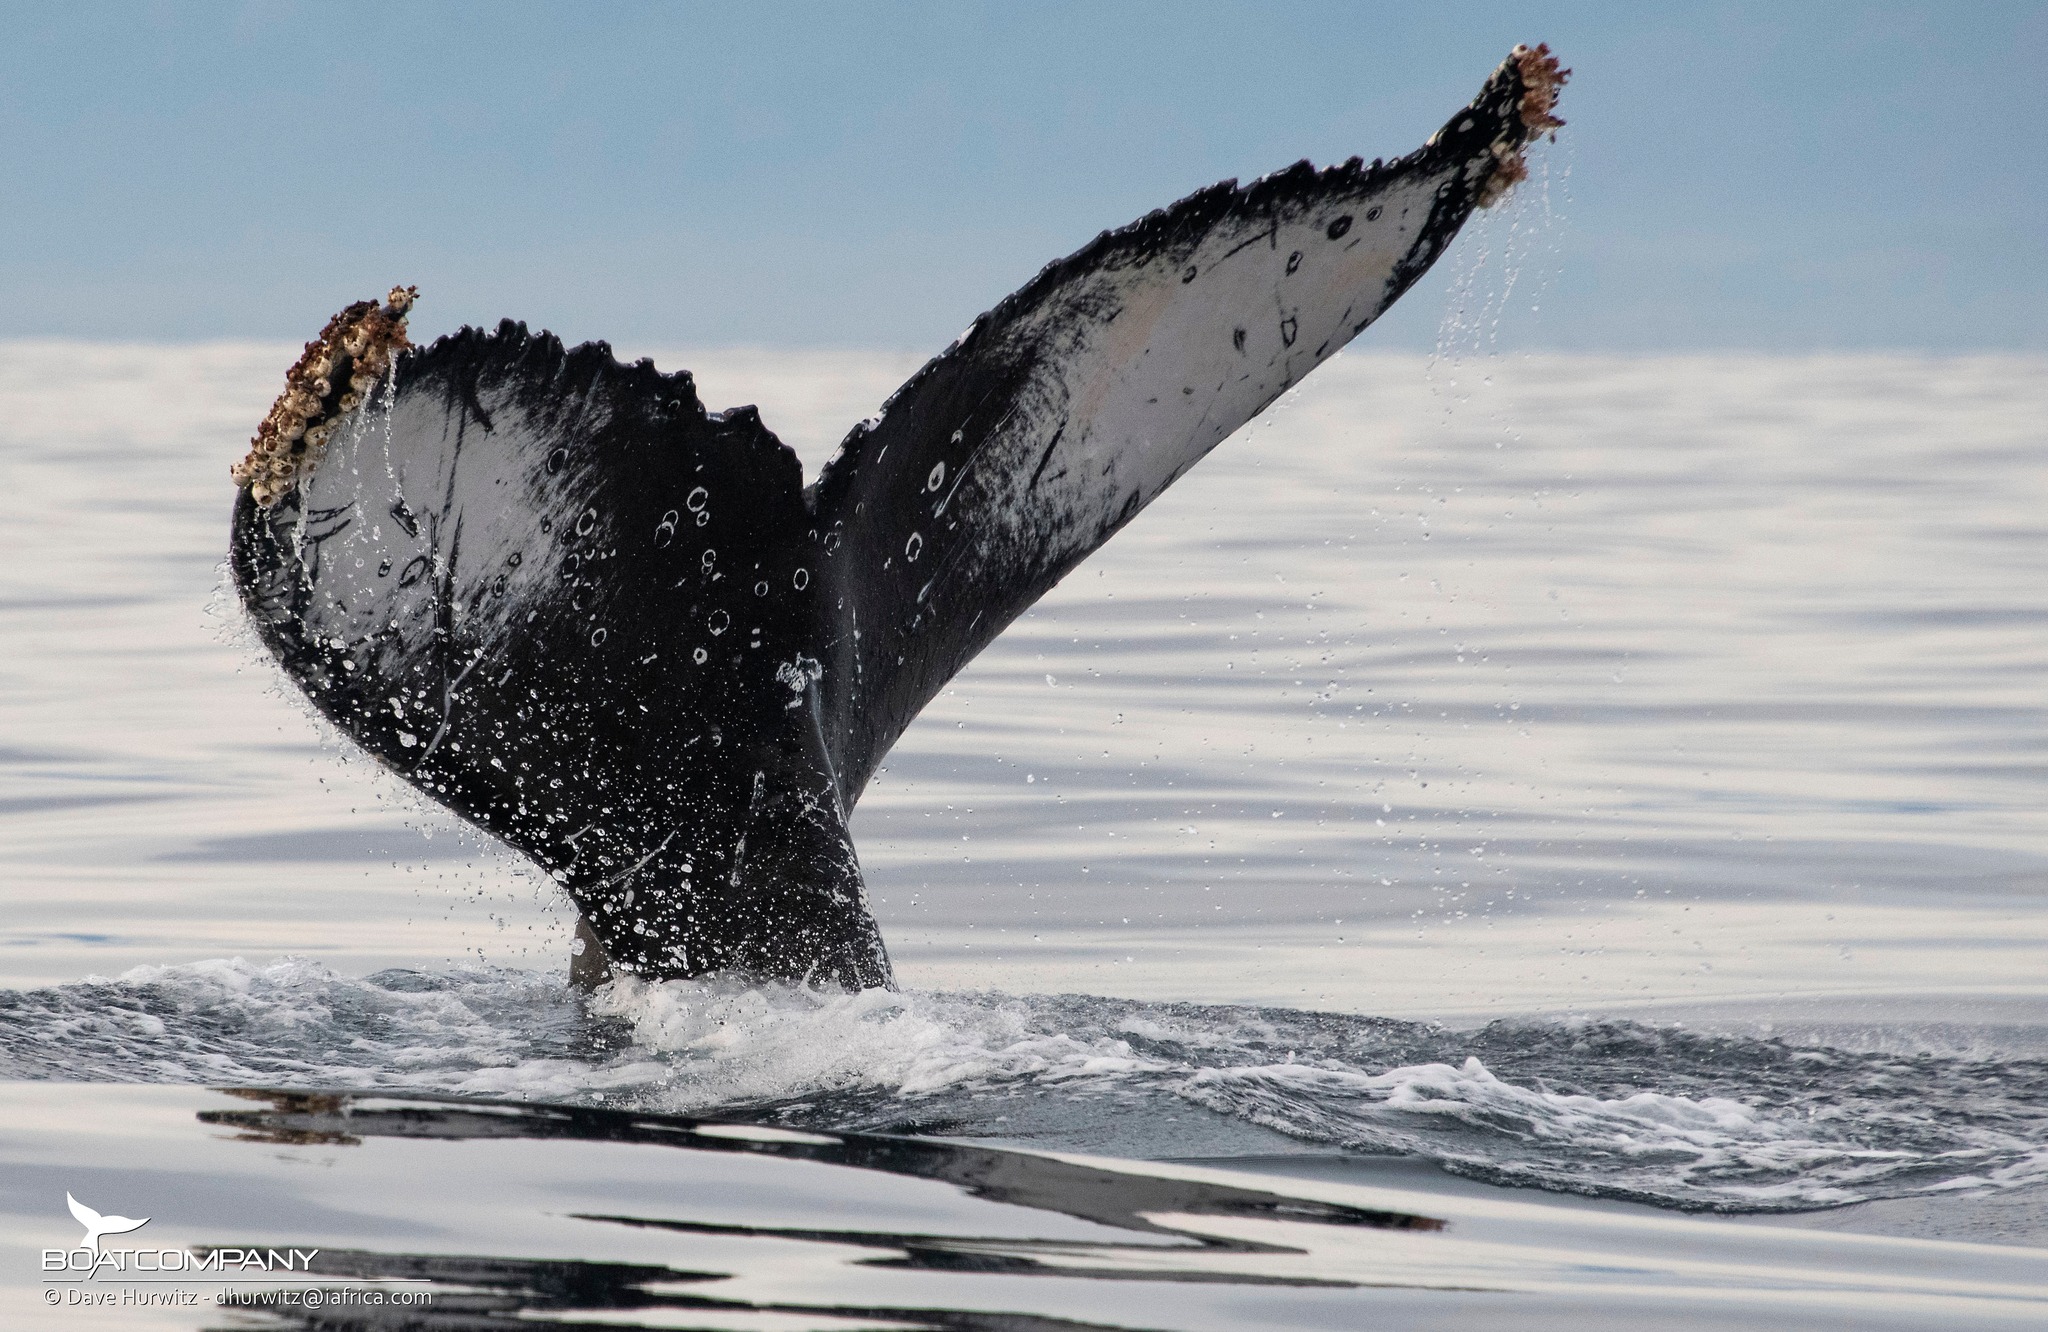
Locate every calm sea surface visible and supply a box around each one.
[2,342,2045,1296]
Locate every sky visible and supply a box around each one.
[3,2,2043,354]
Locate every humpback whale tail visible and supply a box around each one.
[228,47,1567,990]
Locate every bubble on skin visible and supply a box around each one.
[905,533,923,562]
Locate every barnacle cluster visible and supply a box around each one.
[231,286,418,508]
[1478,43,1570,209]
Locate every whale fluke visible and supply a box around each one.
[229,46,1566,989]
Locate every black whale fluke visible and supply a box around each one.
[228,47,1566,989]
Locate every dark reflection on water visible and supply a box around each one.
[198,1089,1441,1329]
[5,1082,2043,1330]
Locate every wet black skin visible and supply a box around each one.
[230,51,1552,988]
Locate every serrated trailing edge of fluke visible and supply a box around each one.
[232,286,418,508]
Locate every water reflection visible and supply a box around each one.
[201,1088,1441,1328]
[3,1083,2041,1330]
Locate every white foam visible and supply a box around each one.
[591,975,1171,1108]
[5,958,2047,1213]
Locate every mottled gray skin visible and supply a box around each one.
[230,51,1553,989]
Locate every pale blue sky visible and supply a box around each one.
[3,2,2042,352]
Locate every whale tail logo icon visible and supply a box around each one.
[66,1193,149,1253]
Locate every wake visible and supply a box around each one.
[5,956,2043,1212]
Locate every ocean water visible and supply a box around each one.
[3,339,2046,1273]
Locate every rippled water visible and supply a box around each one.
[2,340,2045,1242]
[5,959,2046,1215]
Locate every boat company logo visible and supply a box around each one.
[39,1191,433,1313]
[43,1192,318,1282]
[65,1193,149,1252]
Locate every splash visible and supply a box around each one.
[5,960,2045,1213]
